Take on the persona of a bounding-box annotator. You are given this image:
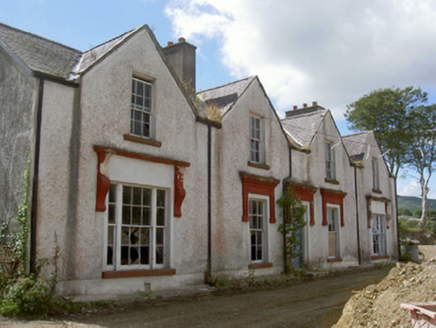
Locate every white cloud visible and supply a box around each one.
[165,0,436,118]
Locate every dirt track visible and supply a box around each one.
[44,266,391,328]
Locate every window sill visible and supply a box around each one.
[248,262,273,270]
[247,161,271,170]
[124,134,162,148]
[325,178,339,185]
[371,255,390,261]
[372,189,382,194]
[327,258,342,263]
[102,268,176,279]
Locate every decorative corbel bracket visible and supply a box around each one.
[94,148,112,212]
[174,165,186,218]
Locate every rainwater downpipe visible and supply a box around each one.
[394,176,401,260]
[30,78,45,274]
[354,166,362,265]
[206,124,212,282]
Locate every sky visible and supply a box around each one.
[1,0,435,199]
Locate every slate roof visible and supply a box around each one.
[0,23,81,79]
[342,131,373,162]
[196,76,256,117]
[281,107,327,149]
[0,23,144,81]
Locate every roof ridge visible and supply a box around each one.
[197,76,256,94]
[281,109,326,121]
[83,25,144,53]
[0,22,82,54]
[343,131,372,138]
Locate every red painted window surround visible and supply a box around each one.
[239,172,280,223]
[285,183,317,226]
[320,188,347,227]
[366,196,391,229]
[93,146,190,217]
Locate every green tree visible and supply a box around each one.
[398,208,412,217]
[405,104,436,228]
[345,86,428,177]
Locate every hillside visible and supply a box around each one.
[397,195,436,211]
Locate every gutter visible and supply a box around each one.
[30,78,44,273]
[394,176,401,259]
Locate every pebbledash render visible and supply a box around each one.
[0,22,398,298]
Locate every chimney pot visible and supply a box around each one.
[312,101,318,107]
[178,37,186,43]
[293,105,298,110]
[303,103,307,108]
[167,41,174,46]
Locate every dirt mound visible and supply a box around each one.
[333,260,436,328]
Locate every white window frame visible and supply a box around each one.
[371,214,386,256]
[325,141,336,180]
[327,204,340,259]
[104,183,168,271]
[301,201,310,265]
[248,194,269,263]
[250,116,265,164]
[372,158,380,191]
[130,77,154,139]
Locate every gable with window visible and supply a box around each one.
[325,141,336,181]
[250,116,265,164]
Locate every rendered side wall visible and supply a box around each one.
[0,47,36,229]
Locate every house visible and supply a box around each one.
[342,131,398,263]
[0,22,398,298]
[281,103,359,268]
[197,76,290,278]
[281,104,398,269]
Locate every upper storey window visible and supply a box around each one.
[372,158,380,191]
[131,78,153,138]
[250,116,264,164]
[325,141,336,180]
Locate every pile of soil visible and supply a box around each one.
[333,260,436,327]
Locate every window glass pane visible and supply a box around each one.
[108,204,116,224]
[132,207,141,225]
[109,184,117,203]
[140,246,150,264]
[142,207,151,226]
[107,246,113,266]
[122,206,131,225]
[121,227,130,245]
[156,208,165,226]
[156,228,164,245]
[156,246,164,264]
[130,247,139,264]
[123,186,132,205]
[133,187,142,205]
[140,228,150,245]
[143,188,151,206]
[157,190,166,207]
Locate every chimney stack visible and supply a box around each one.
[293,105,298,110]
[312,101,318,107]
[303,103,308,108]
[162,38,197,91]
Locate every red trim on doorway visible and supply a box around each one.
[239,172,280,223]
[94,148,111,212]
[320,188,347,227]
[286,183,317,226]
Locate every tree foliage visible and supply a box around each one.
[345,86,428,177]
[346,86,436,227]
[277,187,307,274]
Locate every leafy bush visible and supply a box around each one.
[0,275,55,317]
